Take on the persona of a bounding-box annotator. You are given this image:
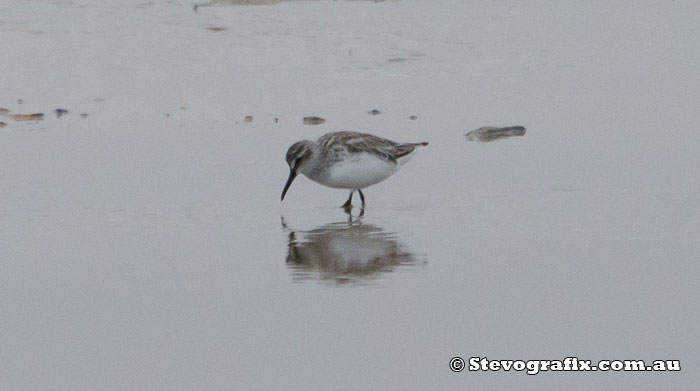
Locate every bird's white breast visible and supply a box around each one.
[323,153,399,189]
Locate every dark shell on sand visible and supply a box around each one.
[466,126,526,142]
[303,116,325,125]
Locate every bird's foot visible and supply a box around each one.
[341,190,354,211]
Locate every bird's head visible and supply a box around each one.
[281,140,313,201]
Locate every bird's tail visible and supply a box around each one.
[395,142,428,165]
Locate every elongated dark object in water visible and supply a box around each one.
[466,126,526,142]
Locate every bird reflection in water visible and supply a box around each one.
[282,213,422,285]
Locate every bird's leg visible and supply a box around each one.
[358,189,366,206]
[341,190,354,209]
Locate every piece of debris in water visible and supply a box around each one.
[0,108,9,114]
[54,108,69,118]
[80,113,88,118]
[368,109,381,115]
[466,126,526,142]
[274,117,279,123]
[17,99,23,104]
[10,113,44,122]
[206,26,227,32]
[303,116,325,125]
[409,115,418,120]
[244,115,253,122]
[0,122,6,128]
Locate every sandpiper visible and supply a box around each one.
[281,131,428,209]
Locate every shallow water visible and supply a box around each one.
[2,0,699,389]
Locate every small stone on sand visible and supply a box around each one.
[54,108,69,118]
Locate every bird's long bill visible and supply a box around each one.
[281,170,297,201]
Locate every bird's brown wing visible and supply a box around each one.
[318,131,427,162]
